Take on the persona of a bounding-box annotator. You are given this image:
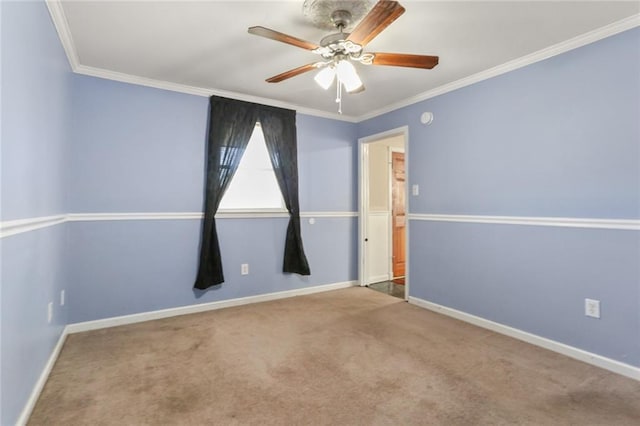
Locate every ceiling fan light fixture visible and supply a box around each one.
[250,0,439,114]
[314,66,336,90]
[336,59,362,93]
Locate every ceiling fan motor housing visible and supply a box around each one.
[330,9,351,30]
[251,0,438,111]
[302,0,376,30]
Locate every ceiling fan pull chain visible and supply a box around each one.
[249,1,439,115]
[336,80,343,114]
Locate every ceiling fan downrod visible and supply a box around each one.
[330,9,351,33]
[248,0,440,115]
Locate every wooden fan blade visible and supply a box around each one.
[266,63,319,83]
[248,26,320,51]
[347,0,405,47]
[371,52,439,69]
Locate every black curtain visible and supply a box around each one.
[194,96,258,290]
[194,97,310,290]
[259,106,311,276]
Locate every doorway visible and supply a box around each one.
[358,126,409,300]
[391,151,406,285]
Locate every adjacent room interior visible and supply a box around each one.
[1,1,639,424]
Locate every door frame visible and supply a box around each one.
[358,126,409,300]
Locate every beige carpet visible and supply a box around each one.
[29,287,640,425]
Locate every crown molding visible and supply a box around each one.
[45,2,354,122]
[73,64,213,97]
[46,1,638,124]
[355,14,640,122]
[45,0,79,69]
[73,65,357,123]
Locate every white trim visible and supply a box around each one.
[0,212,359,238]
[68,212,204,221]
[300,211,358,218]
[408,297,640,381]
[3,212,636,238]
[408,214,640,231]
[355,15,640,122]
[359,141,371,286]
[45,0,354,122]
[68,211,358,221]
[66,280,358,334]
[0,215,67,238]
[387,148,394,281]
[45,0,79,70]
[359,126,410,300]
[74,65,210,98]
[358,126,410,145]
[217,211,288,219]
[16,329,68,426]
[45,0,353,123]
[73,65,357,123]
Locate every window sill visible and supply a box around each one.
[216,209,289,219]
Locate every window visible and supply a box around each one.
[219,124,285,211]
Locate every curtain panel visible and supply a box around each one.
[194,96,310,290]
[259,106,311,276]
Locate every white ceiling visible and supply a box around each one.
[50,1,639,121]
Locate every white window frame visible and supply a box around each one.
[217,123,288,216]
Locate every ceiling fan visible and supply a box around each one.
[248,0,439,113]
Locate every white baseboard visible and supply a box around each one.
[408,296,640,381]
[16,329,69,426]
[66,280,358,334]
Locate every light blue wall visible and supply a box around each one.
[2,3,637,422]
[0,226,69,424]
[411,221,640,366]
[66,76,358,323]
[0,4,358,418]
[67,217,356,323]
[68,76,358,214]
[298,114,358,212]
[359,28,640,366]
[0,2,73,424]
[1,1,72,221]
[68,76,208,213]
[359,29,639,219]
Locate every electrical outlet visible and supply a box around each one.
[412,184,419,196]
[60,289,65,306]
[48,302,53,324]
[241,263,249,275]
[585,298,600,318]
